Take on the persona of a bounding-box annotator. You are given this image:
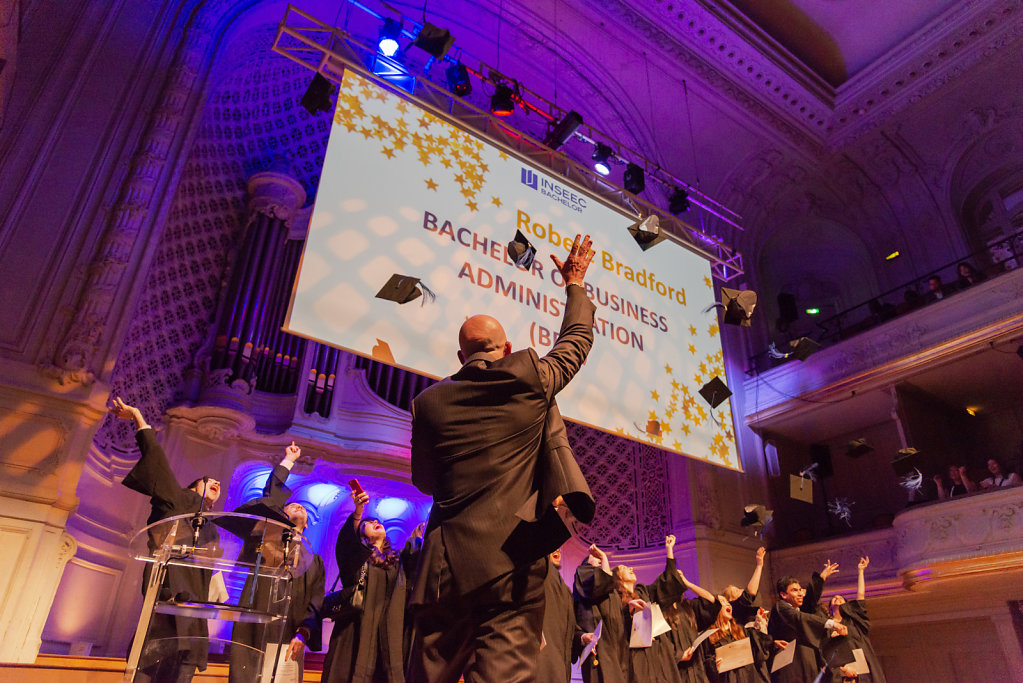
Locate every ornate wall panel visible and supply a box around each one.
[569,421,672,551]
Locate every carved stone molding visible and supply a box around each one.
[246,171,307,226]
[165,403,255,442]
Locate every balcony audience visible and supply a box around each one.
[979,457,1022,489]
[933,464,977,500]
[956,261,986,288]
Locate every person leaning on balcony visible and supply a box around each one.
[933,464,977,500]
[979,457,1022,489]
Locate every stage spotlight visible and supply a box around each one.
[543,110,583,150]
[300,73,335,115]
[592,143,613,176]
[411,22,455,59]
[624,163,645,194]
[490,83,516,116]
[446,63,471,96]
[378,18,402,57]
[669,188,691,214]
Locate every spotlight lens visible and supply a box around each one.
[594,161,610,176]
[379,37,399,56]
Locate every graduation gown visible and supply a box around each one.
[701,627,773,683]
[537,565,583,683]
[122,427,218,673]
[321,512,406,683]
[829,600,886,683]
[624,559,686,683]
[229,464,326,683]
[666,597,712,683]
[574,564,627,683]
[767,599,829,683]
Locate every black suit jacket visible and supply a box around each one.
[410,283,596,601]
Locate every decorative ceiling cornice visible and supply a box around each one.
[830,0,1023,147]
[595,0,1023,152]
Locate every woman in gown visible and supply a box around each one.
[827,557,886,683]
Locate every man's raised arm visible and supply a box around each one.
[539,233,596,399]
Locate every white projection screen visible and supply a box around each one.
[285,70,741,471]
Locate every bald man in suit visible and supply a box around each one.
[407,234,597,683]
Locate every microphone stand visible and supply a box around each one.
[190,476,210,554]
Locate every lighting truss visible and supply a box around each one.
[272,5,743,281]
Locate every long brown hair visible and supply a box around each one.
[359,517,399,569]
[709,599,747,644]
[612,566,637,604]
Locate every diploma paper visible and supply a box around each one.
[849,648,870,674]
[578,620,602,664]
[651,603,672,638]
[770,639,796,672]
[689,627,719,651]
[716,638,754,673]
[790,474,814,503]
[629,605,654,648]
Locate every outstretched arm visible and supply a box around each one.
[857,556,869,600]
[747,547,765,597]
[538,234,596,400]
[958,466,978,493]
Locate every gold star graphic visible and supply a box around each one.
[704,276,712,287]
[648,410,658,420]
[466,200,479,212]
[342,119,358,132]
[671,379,680,391]
[708,323,719,337]
[673,440,683,451]
[498,151,509,160]
[425,178,438,191]
[440,157,453,168]
[381,147,396,159]
[491,196,502,207]
[651,390,660,401]
[359,126,374,139]
[681,424,691,436]
[689,324,697,336]
[616,427,626,435]
[688,343,697,355]
[664,364,673,374]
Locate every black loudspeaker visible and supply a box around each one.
[810,443,833,478]
[778,292,799,323]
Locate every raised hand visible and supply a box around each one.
[351,489,369,510]
[831,622,848,637]
[821,559,839,581]
[858,556,869,571]
[109,397,149,430]
[665,534,676,550]
[627,598,647,614]
[286,634,305,661]
[755,547,766,566]
[284,441,301,465]
[550,234,594,287]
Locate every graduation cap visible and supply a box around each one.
[827,497,854,527]
[375,274,436,306]
[721,288,757,327]
[626,214,666,251]
[411,22,455,59]
[846,438,873,458]
[740,504,772,535]
[507,229,536,269]
[215,503,294,540]
[891,447,922,477]
[698,376,732,409]
[789,337,821,361]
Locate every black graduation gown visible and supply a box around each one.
[574,564,627,683]
[767,600,829,683]
[829,600,886,683]
[228,464,326,683]
[701,627,773,683]
[625,559,686,683]
[538,565,583,683]
[666,597,713,683]
[122,427,218,673]
[321,512,406,683]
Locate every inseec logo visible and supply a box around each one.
[520,167,587,213]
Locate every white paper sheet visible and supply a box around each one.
[651,603,672,638]
[770,639,796,672]
[716,638,754,673]
[689,627,719,652]
[578,620,602,664]
[629,605,654,648]
[848,648,870,674]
